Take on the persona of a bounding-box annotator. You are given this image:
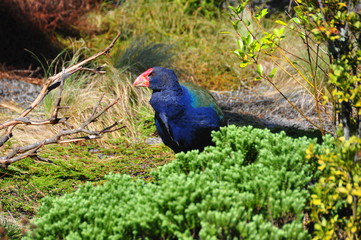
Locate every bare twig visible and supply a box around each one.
[0,99,123,168]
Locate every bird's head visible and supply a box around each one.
[133,67,180,91]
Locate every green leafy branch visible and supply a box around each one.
[229,0,332,134]
[294,0,360,139]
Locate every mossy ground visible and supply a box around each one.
[0,137,174,220]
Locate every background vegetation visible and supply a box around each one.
[228,0,361,239]
[0,0,360,239]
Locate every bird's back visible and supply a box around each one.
[181,82,224,124]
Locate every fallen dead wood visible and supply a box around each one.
[0,97,124,168]
[0,32,122,168]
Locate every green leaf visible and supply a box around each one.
[353,21,360,29]
[233,49,244,57]
[268,68,277,79]
[237,39,244,50]
[298,32,306,40]
[256,64,263,76]
[244,35,253,46]
[228,4,245,14]
[228,6,235,12]
[255,9,268,20]
[244,19,251,27]
[273,27,285,38]
[232,20,240,30]
[290,17,301,24]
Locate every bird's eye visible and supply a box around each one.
[148,72,154,77]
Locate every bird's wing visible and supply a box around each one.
[158,112,171,137]
[155,112,179,145]
[181,82,224,121]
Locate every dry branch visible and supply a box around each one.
[0,33,122,168]
[0,99,123,168]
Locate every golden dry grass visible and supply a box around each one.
[53,66,152,140]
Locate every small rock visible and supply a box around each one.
[0,78,41,106]
[97,154,107,159]
[89,148,100,154]
[145,137,163,145]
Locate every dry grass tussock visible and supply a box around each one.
[53,67,151,141]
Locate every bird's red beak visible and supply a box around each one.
[133,68,153,87]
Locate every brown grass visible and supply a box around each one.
[55,66,152,141]
[2,0,100,35]
[0,0,102,71]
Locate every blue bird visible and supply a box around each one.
[133,67,224,153]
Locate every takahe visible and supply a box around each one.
[133,67,224,153]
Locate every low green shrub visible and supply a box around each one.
[307,136,361,239]
[26,126,326,239]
